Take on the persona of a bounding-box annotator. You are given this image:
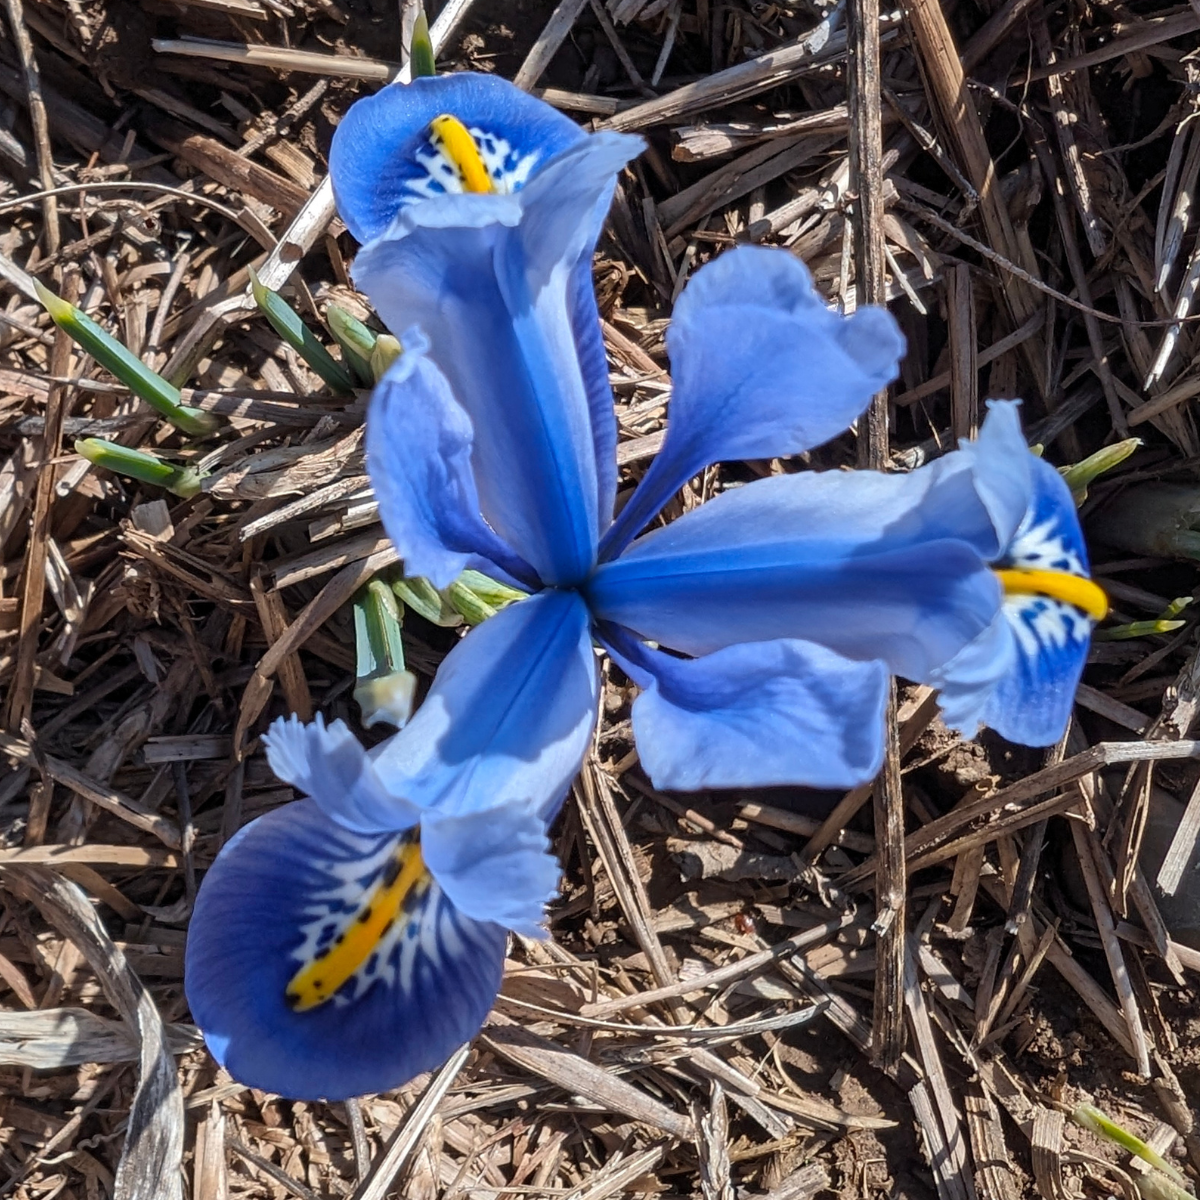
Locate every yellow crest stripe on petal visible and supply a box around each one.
[995,568,1108,621]
[286,840,428,1012]
[429,115,495,194]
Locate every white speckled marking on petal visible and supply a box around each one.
[1002,593,1092,660]
[289,830,493,1009]
[406,126,541,200]
[1007,516,1087,576]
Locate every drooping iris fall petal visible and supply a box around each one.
[930,402,1101,745]
[185,799,508,1101]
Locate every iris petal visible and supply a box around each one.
[601,247,905,558]
[954,400,1040,552]
[588,468,1001,682]
[264,713,421,835]
[601,625,888,790]
[933,407,1095,746]
[422,807,559,937]
[984,594,1092,744]
[330,72,586,243]
[354,133,641,585]
[371,589,598,822]
[366,331,537,590]
[185,799,506,1101]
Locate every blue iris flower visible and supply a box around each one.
[184,73,1105,1101]
[185,583,601,1100]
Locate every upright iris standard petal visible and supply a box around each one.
[371,589,599,817]
[185,800,507,1101]
[264,712,422,834]
[330,72,586,243]
[601,626,888,790]
[931,402,1102,746]
[600,247,905,558]
[367,332,537,590]
[588,467,1002,683]
[353,132,641,585]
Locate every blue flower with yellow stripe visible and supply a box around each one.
[184,74,1107,1102]
[931,401,1106,745]
[183,583,602,1099]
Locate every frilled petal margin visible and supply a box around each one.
[600,625,888,790]
[600,247,906,559]
[931,401,1096,746]
[264,712,422,835]
[587,467,1002,684]
[366,332,536,591]
[185,800,507,1101]
[354,132,641,586]
[371,589,599,823]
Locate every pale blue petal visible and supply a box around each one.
[1000,438,1091,577]
[601,247,905,558]
[955,400,1038,551]
[601,626,888,790]
[422,807,559,938]
[371,589,598,818]
[353,133,641,585]
[264,714,421,835]
[366,331,537,590]
[185,800,506,1101]
[587,467,1002,683]
[330,71,586,243]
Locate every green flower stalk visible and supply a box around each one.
[35,281,219,437]
[249,268,355,395]
[354,578,417,728]
[75,437,205,498]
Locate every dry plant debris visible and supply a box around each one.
[0,0,1200,1196]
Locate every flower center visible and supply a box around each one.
[285,837,430,1012]
[994,567,1108,621]
[428,115,496,194]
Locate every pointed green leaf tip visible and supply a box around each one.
[248,267,355,395]
[75,438,204,498]
[1061,438,1141,505]
[1071,1104,1190,1191]
[369,335,403,382]
[410,10,436,77]
[325,305,376,387]
[34,281,219,437]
